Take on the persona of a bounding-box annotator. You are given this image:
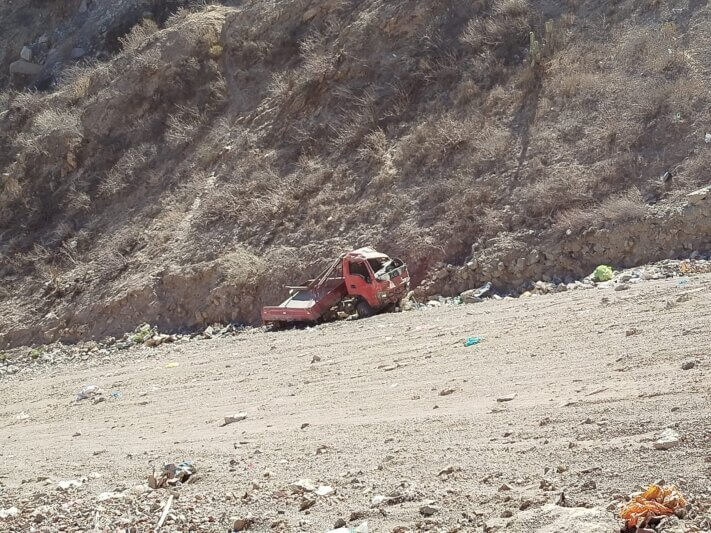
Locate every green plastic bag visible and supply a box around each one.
[592,264,613,282]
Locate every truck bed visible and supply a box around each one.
[261,278,347,324]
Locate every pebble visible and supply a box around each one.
[681,360,695,370]
[439,388,455,396]
[223,413,247,426]
[497,394,516,402]
[653,428,681,450]
[419,504,439,516]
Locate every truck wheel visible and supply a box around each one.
[356,300,374,319]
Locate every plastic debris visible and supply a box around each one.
[592,265,613,282]
[620,484,686,530]
[464,336,482,347]
[148,461,197,489]
[164,362,179,368]
[461,282,492,303]
[0,507,19,519]
[75,385,103,402]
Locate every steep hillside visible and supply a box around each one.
[1,0,710,347]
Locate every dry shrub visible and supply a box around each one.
[165,104,203,148]
[0,91,9,114]
[100,144,157,197]
[460,0,530,58]
[16,107,82,156]
[555,188,648,233]
[119,19,159,53]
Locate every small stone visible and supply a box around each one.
[299,497,315,511]
[581,480,597,491]
[72,432,81,437]
[333,518,347,528]
[501,509,513,518]
[556,465,568,473]
[496,394,516,402]
[290,479,316,493]
[681,360,695,370]
[71,47,86,59]
[439,388,455,396]
[519,500,533,510]
[311,355,321,363]
[498,483,511,492]
[222,413,247,426]
[653,428,681,450]
[9,59,41,76]
[614,283,630,291]
[371,495,386,506]
[20,46,32,61]
[300,422,310,429]
[419,504,439,516]
[233,517,252,530]
[687,186,710,205]
[438,465,459,476]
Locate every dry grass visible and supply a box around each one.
[1,0,710,336]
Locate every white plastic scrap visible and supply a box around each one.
[0,507,19,519]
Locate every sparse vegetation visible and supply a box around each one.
[1,0,710,345]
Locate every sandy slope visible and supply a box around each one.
[0,275,709,532]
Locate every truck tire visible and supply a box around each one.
[356,300,375,319]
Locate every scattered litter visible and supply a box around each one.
[0,507,19,519]
[705,132,711,144]
[148,461,197,489]
[222,413,247,426]
[110,391,120,399]
[676,277,689,286]
[620,484,686,530]
[16,412,29,420]
[75,385,103,402]
[461,282,492,303]
[592,265,614,282]
[464,336,482,347]
[164,362,179,368]
[653,428,681,450]
[156,494,173,530]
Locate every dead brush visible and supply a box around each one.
[118,19,159,53]
[165,104,203,148]
[554,189,649,233]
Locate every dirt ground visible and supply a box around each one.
[0,275,709,532]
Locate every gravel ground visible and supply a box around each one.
[0,274,709,532]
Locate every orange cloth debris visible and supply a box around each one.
[620,484,686,529]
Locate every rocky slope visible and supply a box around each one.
[1,0,710,347]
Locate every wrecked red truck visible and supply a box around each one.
[261,247,410,327]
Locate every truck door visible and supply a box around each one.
[345,260,377,305]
